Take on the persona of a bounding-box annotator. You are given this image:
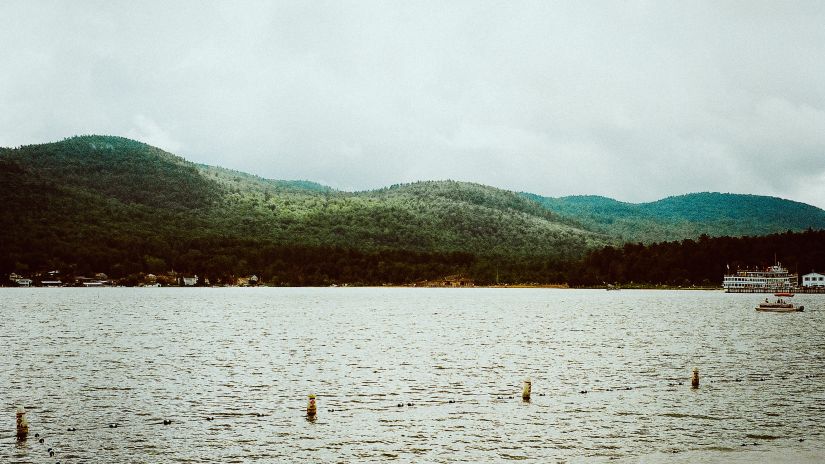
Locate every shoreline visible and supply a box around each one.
[1,284,727,290]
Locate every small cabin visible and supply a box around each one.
[182,275,198,286]
[444,276,474,287]
[802,272,825,287]
[15,278,32,287]
[419,275,475,287]
[236,275,259,286]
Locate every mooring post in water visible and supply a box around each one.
[691,367,699,389]
[522,379,532,401]
[307,394,317,417]
[16,406,29,441]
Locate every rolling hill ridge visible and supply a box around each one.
[522,192,825,243]
[0,136,604,282]
[2,135,824,284]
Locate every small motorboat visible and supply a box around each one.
[756,297,804,312]
[774,292,795,297]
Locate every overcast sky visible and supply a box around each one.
[2,1,825,207]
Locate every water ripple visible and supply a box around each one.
[1,288,823,463]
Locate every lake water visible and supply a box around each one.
[1,288,824,463]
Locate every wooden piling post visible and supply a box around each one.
[307,394,317,417]
[16,406,29,441]
[522,379,532,401]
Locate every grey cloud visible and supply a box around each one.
[2,0,825,207]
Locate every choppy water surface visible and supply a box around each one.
[1,288,824,463]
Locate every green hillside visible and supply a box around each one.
[4,135,824,284]
[0,137,216,276]
[204,173,606,258]
[7,136,220,209]
[523,192,825,243]
[0,135,606,283]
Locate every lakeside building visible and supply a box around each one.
[236,275,259,286]
[802,272,825,288]
[416,275,475,288]
[723,263,798,293]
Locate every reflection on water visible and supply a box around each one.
[1,288,823,463]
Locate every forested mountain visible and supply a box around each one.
[0,135,605,283]
[523,192,825,243]
[3,135,824,285]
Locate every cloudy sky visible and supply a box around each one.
[2,1,825,206]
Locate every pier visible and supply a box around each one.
[726,287,825,294]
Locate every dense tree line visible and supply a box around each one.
[6,227,825,287]
[570,230,825,287]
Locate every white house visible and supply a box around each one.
[802,272,825,287]
[182,275,198,286]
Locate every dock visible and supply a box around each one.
[726,287,825,294]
